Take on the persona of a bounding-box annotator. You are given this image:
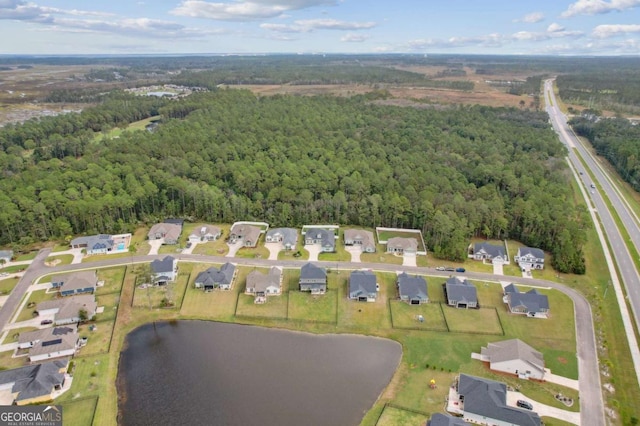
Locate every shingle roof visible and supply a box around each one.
[300,263,327,281]
[481,339,544,372]
[148,223,182,241]
[349,270,377,296]
[458,374,540,426]
[445,277,477,304]
[70,234,113,251]
[518,247,545,259]
[59,271,97,293]
[37,295,97,323]
[474,242,505,258]
[266,228,298,247]
[505,285,549,312]
[150,256,176,274]
[427,413,471,426]
[247,267,282,293]
[387,237,418,251]
[397,272,428,300]
[230,224,261,244]
[195,263,236,287]
[344,229,376,250]
[23,326,77,358]
[0,359,68,403]
[305,228,336,249]
[189,225,221,239]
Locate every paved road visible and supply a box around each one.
[0,248,50,332]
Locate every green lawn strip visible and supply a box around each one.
[52,244,69,253]
[361,246,404,265]
[2,326,36,343]
[317,244,352,262]
[287,290,337,323]
[157,244,183,255]
[16,289,57,322]
[192,239,230,256]
[376,230,426,252]
[443,307,503,335]
[57,354,110,405]
[0,264,28,273]
[96,266,126,295]
[77,320,115,356]
[82,251,144,263]
[389,301,447,332]
[0,350,29,369]
[14,252,37,261]
[542,348,579,380]
[234,245,270,259]
[374,405,429,426]
[60,396,99,426]
[45,254,74,266]
[95,293,121,322]
[0,277,19,295]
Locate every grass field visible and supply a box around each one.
[288,290,338,323]
[443,307,503,335]
[96,267,126,295]
[192,238,230,256]
[0,277,19,295]
[361,248,404,265]
[15,289,57,322]
[375,405,429,426]
[235,245,270,259]
[45,254,74,266]
[14,251,37,261]
[95,293,120,322]
[389,301,447,331]
[77,320,115,356]
[61,397,99,426]
[0,264,28,274]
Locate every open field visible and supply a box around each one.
[96,267,126,295]
[15,289,57,322]
[288,290,338,323]
[77,320,115,356]
[375,405,429,426]
[389,301,447,331]
[61,397,98,426]
[442,306,503,335]
[0,277,19,295]
[95,293,120,322]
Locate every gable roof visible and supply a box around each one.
[397,272,428,300]
[194,263,236,286]
[247,267,282,292]
[150,256,176,274]
[70,234,113,251]
[37,295,97,322]
[0,359,68,403]
[481,339,544,371]
[148,223,182,241]
[458,374,540,426]
[518,247,545,259]
[189,225,221,239]
[343,229,375,249]
[22,327,77,358]
[266,228,298,246]
[349,270,377,295]
[59,271,97,292]
[428,413,471,426]
[445,277,477,304]
[387,237,418,251]
[230,224,261,242]
[305,228,335,248]
[473,242,505,258]
[300,263,327,281]
[19,325,76,346]
[505,285,549,312]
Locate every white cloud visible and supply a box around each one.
[513,12,544,23]
[261,18,376,33]
[171,0,335,21]
[341,33,368,42]
[561,0,640,18]
[593,23,640,37]
[547,22,565,32]
[260,22,301,32]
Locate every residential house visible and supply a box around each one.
[51,271,97,297]
[343,229,376,253]
[70,233,130,255]
[245,267,283,303]
[299,263,327,294]
[445,277,478,309]
[514,247,545,271]
[480,339,545,380]
[471,242,507,263]
[229,224,261,247]
[304,228,336,252]
[0,249,13,264]
[150,256,178,285]
[0,359,68,405]
[18,326,78,363]
[503,284,549,318]
[349,270,377,302]
[386,237,418,254]
[36,295,97,325]
[194,263,236,291]
[427,413,471,426]
[453,374,541,426]
[147,222,182,245]
[397,272,428,305]
[188,225,222,243]
[266,228,298,250]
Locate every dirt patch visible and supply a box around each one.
[45,259,61,267]
[557,356,568,364]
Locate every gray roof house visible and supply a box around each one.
[304,228,336,252]
[150,256,177,285]
[454,374,541,426]
[18,326,78,363]
[148,222,182,245]
[245,267,282,303]
[53,271,97,297]
[480,339,545,380]
[503,284,549,318]
[349,270,377,302]
[266,228,298,250]
[343,229,376,253]
[188,225,222,242]
[515,247,545,270]
[445,277,478,309]
[386,237,418,254]
[70,234,113,254]
[397,272,428,304]
[194,263,236,291]
[36,295,97,326]
[299,263,327,294]
[0,249,13,263]
[229,224,261,247]
[0,359,68,405]
[427,413,471,426]
[471,242,507,263]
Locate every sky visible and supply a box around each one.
[1,0,640,55]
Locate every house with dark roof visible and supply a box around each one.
[471,242,507,263]
[397,272,428,305]
[150,256,177,285]
[229,224,261,247]
[245,267,282,303]
[0,249,14,264]
[299,263,327,294]
[148,222,182,245]
[445,277,478,309]
[453,374,541,426]
[70,233,130,255]
[304,228,336,252]
[386,237,418,254]
[479,339,545,380]
[18,326,78,363]
[188,225,222,243]
[194,263,236,291]
[503,284,549,318]
[343,229,376,253]
[52,271,97,297]
[349,270,377,302]
[0,359,68,405]
[427,413,471,426]
[515,247,545,270]
[36,295,97,325]
[266,228,298,250]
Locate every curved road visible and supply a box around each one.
[0,251,602,425]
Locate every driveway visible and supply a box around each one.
[507,391,580,425]
[148,239,164,255]
[402,253,417,267]
[181,241,198,255]
[345,246,362,263]
[492,260,504,275]
[306,244,322,261]
[545,369,580,390]
[264,243,283,260]
[226,241,243,258]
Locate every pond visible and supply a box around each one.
[118,320,402,426]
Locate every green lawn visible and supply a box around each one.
[16,290,57,322]
[443,307,504,335]
[157,244,183,255]
[77,320,115,356]
[318,244,352,262]
[2,326,37,344]
[96,266,126,295]
[52,244,70,253]
[57,354,110,404]
[95,293,120,322]
[338,272,393,331]
[235,245,270,259]
[132,267,190,310]
[236,292,289,319]
[360,247,404,265]
[61,396,98,426]
[389,301,447,331]
[192,239,229,256]
[14,251,37,261]
[0,277,19,295]
[375,405,429,426]
[0,264,28,274]
[288,290,338,323]
[45,254,74,266]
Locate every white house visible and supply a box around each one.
[514,247,545,270]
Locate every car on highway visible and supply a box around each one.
[590,183,596,188]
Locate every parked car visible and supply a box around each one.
[40,319,53,325]
[455,267,466,273]
[185,242,192,249]
[444,267,455,272]
[435,266,445,271]
[517,400,533,410]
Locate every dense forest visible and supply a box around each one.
[0,89,587,272]
[557,70,640,115]
[569,116,640,191]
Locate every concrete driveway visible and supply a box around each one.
[402,253,417,267]
[492,260,504,275]
[306,244,322,261]
[226,241,243,258]
[182,241,198,255]
[507,391,579,425]
[148,239,164,255]
[345,246,362,263]
[265,243,283,260]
